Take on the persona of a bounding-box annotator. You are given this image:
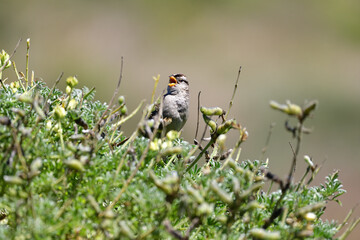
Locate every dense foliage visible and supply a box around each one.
[0,43,358,239]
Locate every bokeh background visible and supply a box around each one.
[1,0,359,238]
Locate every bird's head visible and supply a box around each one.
[167,73,189,94]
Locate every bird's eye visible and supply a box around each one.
[179,79,188,84]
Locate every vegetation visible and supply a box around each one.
[0,40,359,239]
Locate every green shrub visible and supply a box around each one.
[0,41,358,239]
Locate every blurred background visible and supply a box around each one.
[1,0,359,238]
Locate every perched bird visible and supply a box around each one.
[146,74,189,137]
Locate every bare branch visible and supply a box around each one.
[225,66,242,120]
[0,38,22,73]
[194,91,202,141]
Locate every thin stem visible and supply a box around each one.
[0,79,9,94]
[263,121,304,229]
[58,121,65,151]
[44,72,63,114]
[0,38,21,73]
[260,122,275,160]
[287,121,303,184]
[186,139,214,173]
[151,74,160,104]
[95,57,124,132]
[26,38,30,89]
[225,66,242,120]
[194,91,201,140]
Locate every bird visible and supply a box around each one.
[145,73,189,137]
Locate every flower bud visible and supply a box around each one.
[66,76,78,88]
[304,155,314,169]
[161,146,182,156]
[210,180,232,204]
[12,108,26,118]
[46,120,52,130]
[30,158,42,172]
[118,95,125,105]
[0,49,11,69]
[217,119,236,135]
[186,187,204,203]
[149,139,161,151]
[4,175,24,185]
[286,101,302,117]
[200,106,225,116]
[26,38,30,49]
[304,212,317,221]
[250,228,280,239]
[66,85,72,95]
[161,140,173,150]
[216,134,226,151]
[166,130,180,141]
[203,115,216,132]
[103,209,115,219]
[17,92,33,103]
[197,202,213,216]
[54,105,67,119]
[270,100,302,118]
[67,99,78,110]
[120,105,128,115]
[65,159,85,172]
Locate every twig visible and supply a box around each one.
[337,203,359,232]
[79,86,96,109]
[185,218,200,239]
[186,139,214,173]
[263,122,304,229]
[163,219,184,240]
[225,66,242,120]
[95,56,124,132]
[194,91,202,141]
[260,122,276,160]
[110,100,145,144]
[151,74,160,104]
[338,217,360,240]
[287,142,297,188]
[44,72,64,114]
[163,218,200,240]
[0,38,22,73]
[25,38,30,89]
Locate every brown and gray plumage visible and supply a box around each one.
[148,74,189,135]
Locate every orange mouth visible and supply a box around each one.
[168,76,177,87]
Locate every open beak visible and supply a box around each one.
[168,76,177,87]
